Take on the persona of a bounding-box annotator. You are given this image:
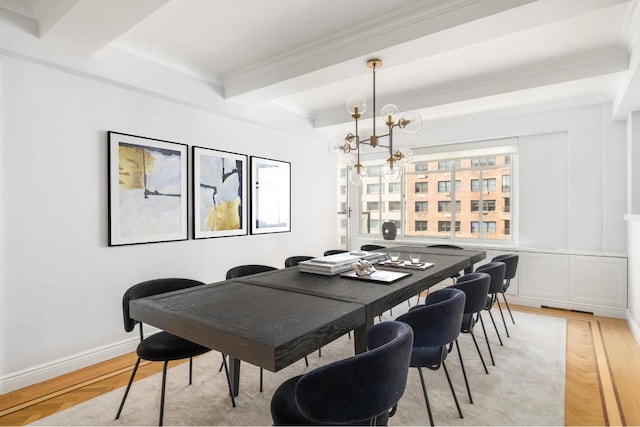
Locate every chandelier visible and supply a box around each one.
[331,58,422,185]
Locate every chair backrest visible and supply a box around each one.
[451,272,491,314]
[284,256,314,268]
[122,278,205,333]
[294,321,413,424]
[396,288,465,348]
[225,264,277,279]
[360,244,385,251]
[492,253,519,280]
[475,261,506,294]
[428,244,463,249]
[323,249,348,256]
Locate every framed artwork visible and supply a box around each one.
[193,146,248,239]
[250,156,291,234]
[108,132,188,246]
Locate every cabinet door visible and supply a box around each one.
[518,252,569,301]
[569,255,627,308]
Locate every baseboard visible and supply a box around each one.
[507,295,627,319]
[0,337,139,394]
[626,310,640,346]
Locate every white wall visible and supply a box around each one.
[0,56,337,392]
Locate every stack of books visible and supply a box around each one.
[299,251,388,276]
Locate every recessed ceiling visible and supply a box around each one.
[1,0,638,132]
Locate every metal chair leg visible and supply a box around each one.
[496,297,510,337]
[219,353,236,407]
[443,361,464,419]
[417,367,434,426]
[260,368,263,392]
[304,355,309,366]
[502,292,515,324]
[159,361,168,426]
[478,313,495,366]
[116,357,141,419]
[487,309,504,346]
[189,357,193,384]
[455,339,473,404]
[470,328,489,374]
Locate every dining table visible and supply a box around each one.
[129,245,485,396]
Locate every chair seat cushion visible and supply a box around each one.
[409,345,446,369]
[137,331,209,361]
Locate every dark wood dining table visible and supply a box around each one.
[129,245,485,396]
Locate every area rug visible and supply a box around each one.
[33,308,566,426]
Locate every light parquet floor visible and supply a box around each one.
[1,305,639,426]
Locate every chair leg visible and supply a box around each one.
[318,347,322,357]
[116,357,141,420]
[159,361,168,426]
[455,339,473,404]
[502,292,515,324]
[218,354,225,372]
[304,355,309,367]
[219,352,236,407]
[495,297,510,338]
[417,368,434,426]
[443,361,464,419]
[470,328,489,374]
[487,309,504,346]
[478,313,495,366]
[260,368,263,392]
[189,357,193,385]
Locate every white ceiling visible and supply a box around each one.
[1,0,639,133]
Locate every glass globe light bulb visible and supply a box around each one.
[400,111,423,134]
[397,147,414,164]
[380,103,400,120]
[346,94,367,116]
[381,163,401,182]
[349,165,368,185]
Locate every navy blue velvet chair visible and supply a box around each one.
[492,253,519,327]
[270,321,414,426]
[396,287,466,426]
[475,261,507,352]
[116,278,235,426]
[450,272,492,385]
[284,255,314,268]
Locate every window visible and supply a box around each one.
[367,183,380,194]
[340,185,347,195]
[388,182,401,193]
[353,140,515,242]
[415,221,428,231]
[366,201,379,211]
[470,200,496,212]
[438,201,460,212]
[415,182,428,193]
[366,165,381,176]
[438,180,460,192]
[471,178,496,192]
[415,201,428,212]
[438,221,460,232]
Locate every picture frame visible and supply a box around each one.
[108,131,188,246]
[193,146,248,239]
[250,156,291,234]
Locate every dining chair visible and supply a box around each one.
[284,255,314,268]
[475,261,508,348]
[492,253,519,326]
[360,244,385,251]
[450,272,492,380]
[323,249,348,256]
[396,287,466,426]
[224,264,279,392]
[116,278,235,426]
[270,321,413,426]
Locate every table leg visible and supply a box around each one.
[353,316,374,354]
[229,356,241,397]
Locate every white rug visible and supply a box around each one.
[33,308,566,426]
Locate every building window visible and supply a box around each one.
[502,175,511,192]
[366,165,381,177]
[415,162,429,171]
[471,178,496,192]
[438,221,461,232]
[504,220,511,235]
[415,201,428,212]
[415,221,428,231]
[438,180,460,192]
[438,200,460,212]
[438,160,461,170]
[503,197,511,212]
[366,201,379,211]
[470,200,496,212]
[388,182,401,193]
[367,183,380,194]
[389,201,402,211]
[471,221,496,233]
[471,156,496,166]
[415,182,428,193]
